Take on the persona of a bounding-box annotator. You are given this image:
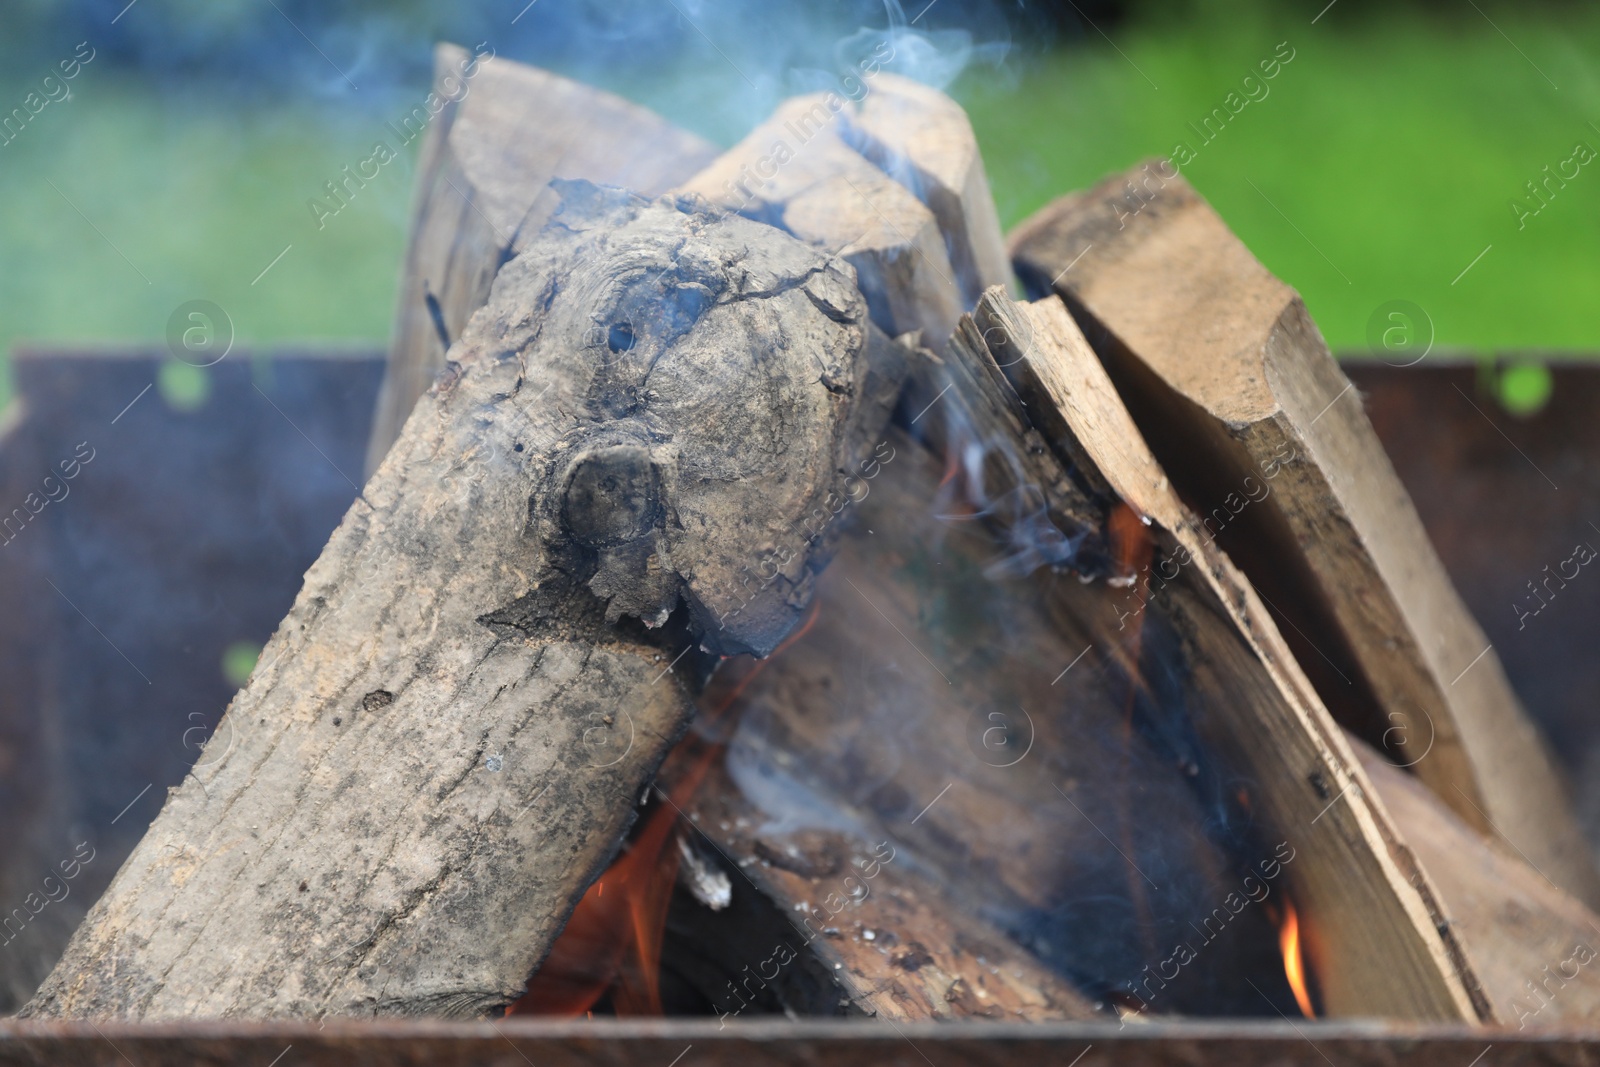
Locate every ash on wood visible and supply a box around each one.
[366,44,719,475]
[1010,164,1600,910]
[25,186,901,1020]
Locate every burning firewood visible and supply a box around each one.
[25,55,1578,1030]
[908,290,1491,1021]
[559,289,1501,1024]
[673,761,1100,1023]
[366,45,720,474]
[656,431,1279,1020]
[24,183,904,1019]
[1009,165,1600,909]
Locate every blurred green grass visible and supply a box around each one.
[0,79,411,411]
[1,1,1596,413]
[959,2,1600,358]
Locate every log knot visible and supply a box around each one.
[558,436,662,549]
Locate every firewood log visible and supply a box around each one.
[1009,166,1600,909]
[1352,733,1600,1029]
[25,185,904,1020]
[365,44,719,475]
[841,73,1011,306]
[676,95,964,348]
[920,290,1489,1022]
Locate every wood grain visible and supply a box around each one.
[1009,165,1600,909]
[843,73,1011,306]
[26,188,899,1020]
[955,291,1487,1022]
[1354,733,1600,1029]
[677,94,964,348]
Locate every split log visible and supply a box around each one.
[26,185,903,1020]
[841,73,1012,306]
[931,290,1488,1021]
[676,94,964,347]
[1009,165,1600,908]
[1352,733,1600,1029]
[366,44,720,475]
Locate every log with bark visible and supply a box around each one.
[24,184,905,1020]
[366,45,720,474]
[1009,165,1600,909]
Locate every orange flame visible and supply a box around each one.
[1279,899,1315,1018]
[510,602,823,1017]
[507,796,682,1016]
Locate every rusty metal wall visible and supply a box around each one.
[0,1017,1591,1066]
[0,347,384,1011]
[1347,357,1600,846]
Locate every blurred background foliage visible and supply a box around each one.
[0,0,1595,411]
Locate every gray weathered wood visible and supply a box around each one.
[25,186,902,1020]
[366,44,720,476]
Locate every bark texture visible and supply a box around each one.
[677,95,964,349]
[25,185,902,1020]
